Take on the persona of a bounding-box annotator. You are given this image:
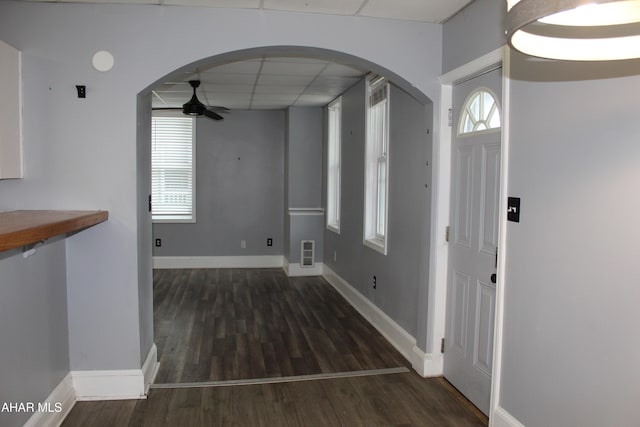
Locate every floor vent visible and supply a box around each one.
[301,240,315,267]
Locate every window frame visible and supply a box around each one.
[363,76,390,255]
[326,96,342,234]
[457,87,501,137]
[151,113,196,224]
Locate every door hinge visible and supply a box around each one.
[448,108,453,127]
[441,338,445,354]
[445,225,450,242]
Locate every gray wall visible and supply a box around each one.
[323,80,432,338]
[500,53,640,427]
[0,241,70,427]
[442,2,640,425]
[286,107,323,209]
[0,0,441,401]
[153,110,285,256]
[442,0,505,73]
[285,107,325,264]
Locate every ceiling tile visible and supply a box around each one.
[358,0,473,23]
[295,94,336,105]
[59,0,157,2]
[256,74,315,86]
[321,63,367,77]
[200,73,258,85]
[264,56,328,64]
[263,0,365,15]
[200,83,254,94]
[163,0,260,7]
[199,61,262,75]
[260,61,326,76]
[253,85,305,95]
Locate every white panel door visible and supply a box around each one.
[444,67,502,415]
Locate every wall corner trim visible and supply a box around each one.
[322,265,440,376]
[23,372,76,427]
[72,343,159,401]
[491,406,526,427]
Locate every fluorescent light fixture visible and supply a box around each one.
[506,0,640,60]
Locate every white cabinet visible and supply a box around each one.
[0,40,22,179]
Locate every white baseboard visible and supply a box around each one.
[72,343,158,401]
[322,265,440,377]
[491,406,526,427]
[141,343,159,395]
[411,345,443,377]
[153,255,284,269]
[72,370,145,401]
[285,260,324,277]
[23,372,76,427]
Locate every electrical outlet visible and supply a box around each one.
[373,275,377,289]
[241,240,246,249]
[155,239,161,247]
[267,238,273,247]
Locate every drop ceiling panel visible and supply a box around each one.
[200,84,255,94]
[321,63,367,77]
[263,0,365,15]
[260,61,327,76]
[253,85,305,95]
[199,73,258,85]
[256,74,315,86]
[199,61,262,75]
[359,0,473,23]
[295,94,336,103]
[164,0,260,7]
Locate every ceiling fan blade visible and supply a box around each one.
[152,107,182,110]
[208,106,231,113]
[203,109,224,121]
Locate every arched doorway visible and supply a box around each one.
[137,45,436,387]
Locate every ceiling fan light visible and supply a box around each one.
[506,0,640,60]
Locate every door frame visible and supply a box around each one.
[428,46,510,424]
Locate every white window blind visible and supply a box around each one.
[327,97,342,233]
[364,77,390,254]
[151,116,195,222]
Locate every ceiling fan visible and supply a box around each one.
[153,80,228,121]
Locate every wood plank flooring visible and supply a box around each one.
[153,268,408,384]
[61,268,488,426]
[63,373,488,426]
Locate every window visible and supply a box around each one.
[326,97,342,233]
[151,115,195,222]
[364,76,390,254]
[458,88,501,135]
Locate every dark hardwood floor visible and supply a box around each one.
[153,268,408,384]
[63,373,487,426]
[61,268,488,426]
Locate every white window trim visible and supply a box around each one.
[457,86,501,137]
[326,97,342,234]
[363,77,390,255]
[151,113,196,224]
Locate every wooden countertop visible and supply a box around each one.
[0,210,109,252]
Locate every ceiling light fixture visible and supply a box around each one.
[506,0,640,60]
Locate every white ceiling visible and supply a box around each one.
[20,0,473,23]
[21,0,474,111]
[152,56,369,110]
